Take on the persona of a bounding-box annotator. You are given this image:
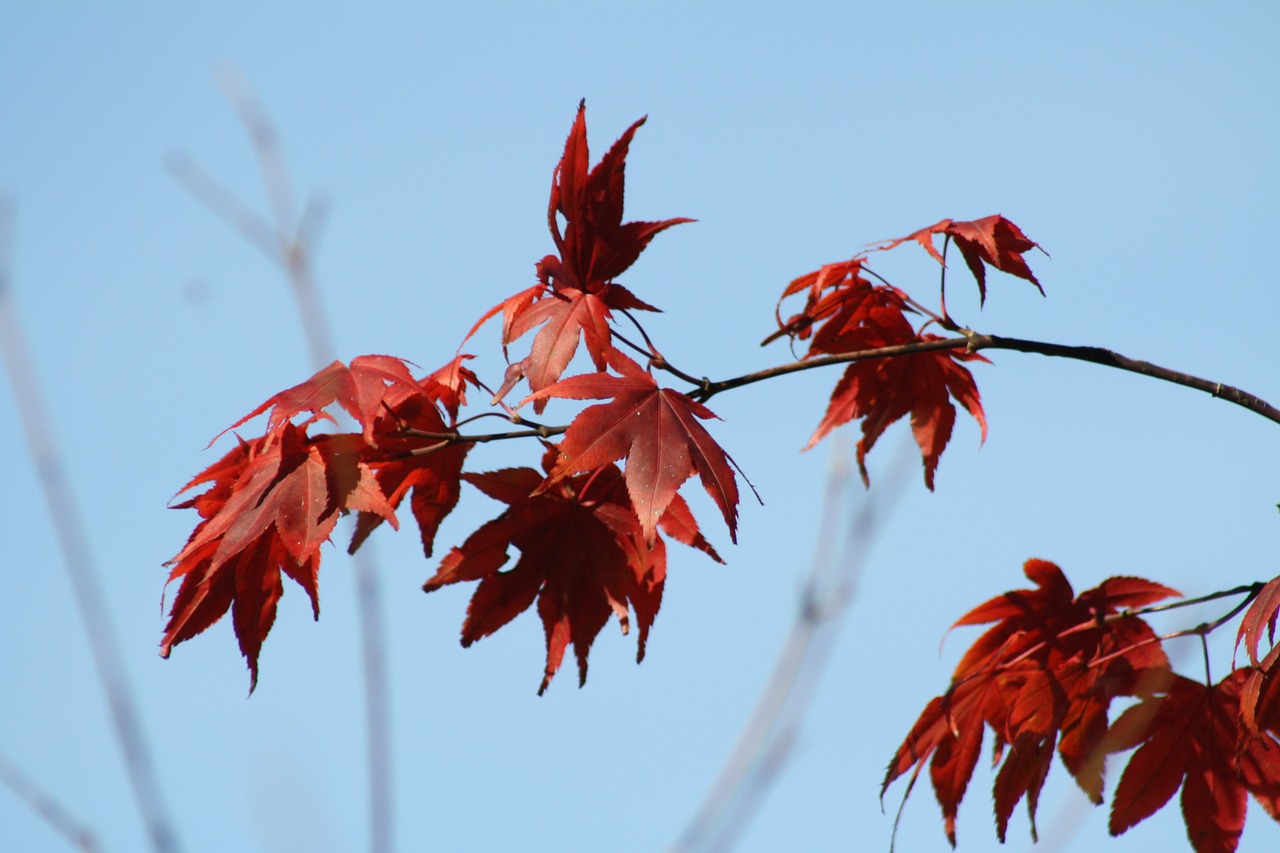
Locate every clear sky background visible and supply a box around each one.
[3,3,1279,852]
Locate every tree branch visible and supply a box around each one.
[978,334,1280,424]
[691,332,1280,426]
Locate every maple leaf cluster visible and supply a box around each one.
[163,103,734,693]
[884,559,1280,852]
[165,103,1057,693]
[162,355,474,688]
[163,99,1280,852]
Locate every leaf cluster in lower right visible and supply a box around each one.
[883,559,1280,853]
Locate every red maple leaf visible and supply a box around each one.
[1108,670,1280,853]
[808,341,988,490]
[162,422,398,689]
[884,559,1178,846]
[1234,576,1280,736]
[545,102,692,303]
[885,659,1053,846]
[797,285,989,489]
[504,282,654,409]
[523,349,741,543]
[877,215,1044,305]
[477,102,691,408]
[424,448,721,694]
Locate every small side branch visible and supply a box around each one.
[402,423,568,447]
[0,753,101,852]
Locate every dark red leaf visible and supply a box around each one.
[547,102,692,290]
[424,454,719,694]
[1108,671,1279,853]
[886,560,1178,845]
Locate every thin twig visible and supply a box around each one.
[0,202,183,853]
[1117,582,1261,618]
[0,752,101,852]
[614,309,707,388]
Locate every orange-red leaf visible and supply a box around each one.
[1237,575,1280,666]
[807,335,989,490]
[766,258,872,346]
[162,422,397,690]
[347,362,473,557]
[217,354,420,445]
[1242,645,1280,736]
[417,353,480,422]
[505,284,618,408]
[779,281,989,490]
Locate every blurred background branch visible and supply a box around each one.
[0,752,101,853]
[166,70,394,853]
[0,201,183,853]
[671,435,914,853]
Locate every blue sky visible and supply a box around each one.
[3,3,1279,852]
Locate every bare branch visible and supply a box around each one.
[0,753,101,852]
[0,201,184,853]
[671,436,915,853]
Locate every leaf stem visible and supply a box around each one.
[1200,633,1212,685]
[938,233,954,328]
[614,311,708,388]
